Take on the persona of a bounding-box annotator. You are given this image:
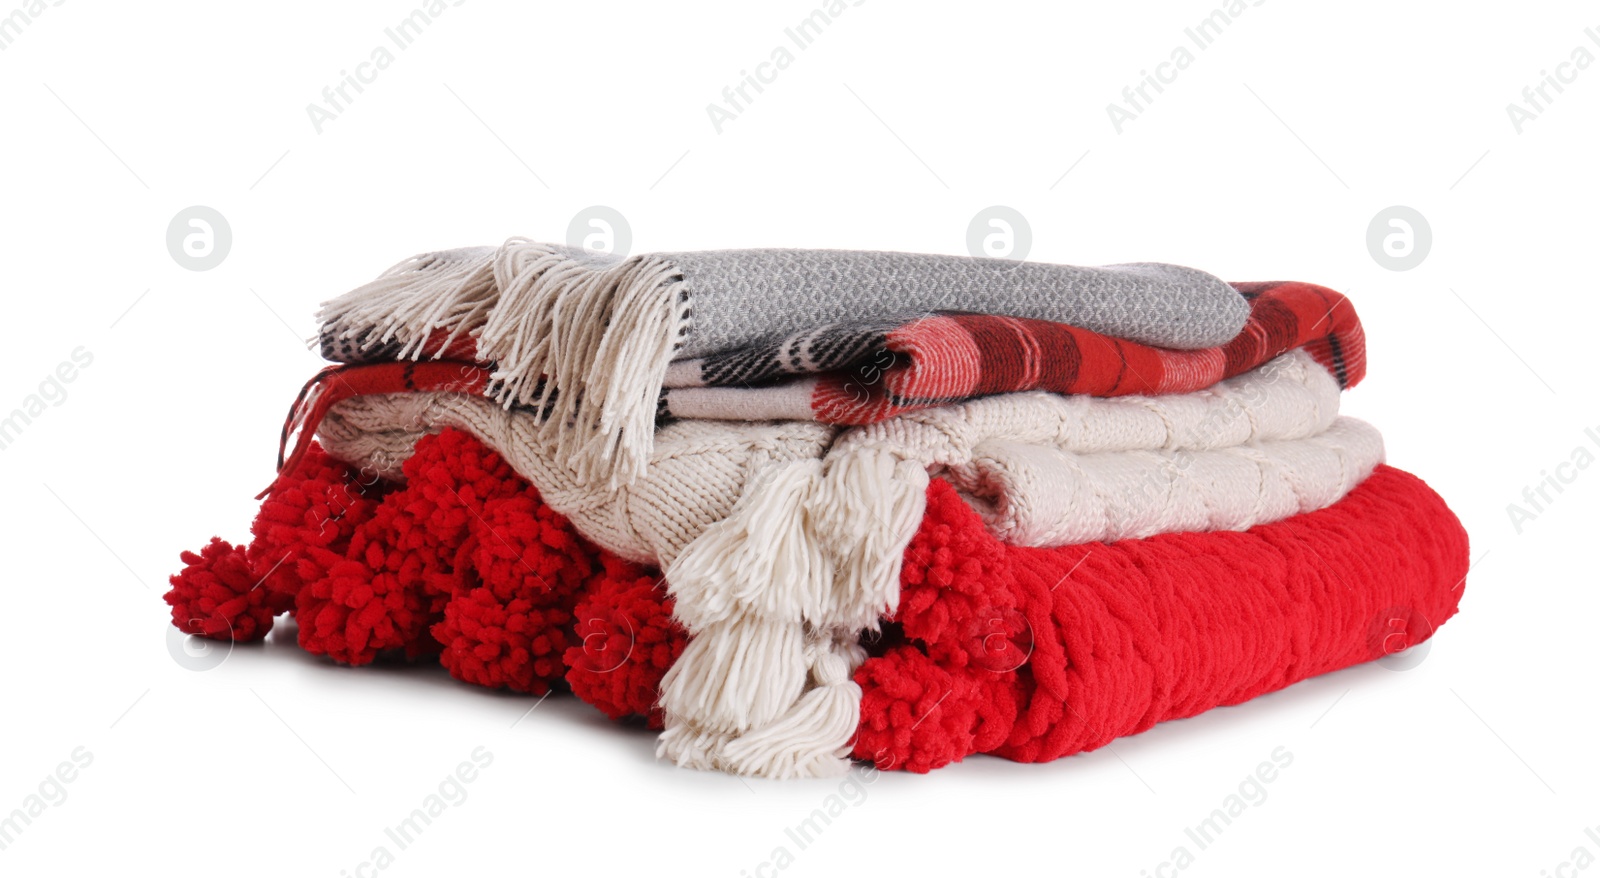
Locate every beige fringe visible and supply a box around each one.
[478,240,690,486]
[317,246,499,359]
[656,628,867,778]
[318,238,692,485]
[658,449,929,778]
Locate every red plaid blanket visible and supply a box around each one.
[659,279,1362,421]
[282,280,1361,489]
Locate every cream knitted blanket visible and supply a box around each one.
[317,351,1381,776]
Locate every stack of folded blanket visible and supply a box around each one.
[166,240,1469,777]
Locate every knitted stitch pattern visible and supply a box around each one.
[314,351,1359,564]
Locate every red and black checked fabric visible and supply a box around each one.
[817,280,1361,421]
[267,360,490,497]
[288,280,1362,480]
[676,280,1362,423]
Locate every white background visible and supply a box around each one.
[1,1,1595,875]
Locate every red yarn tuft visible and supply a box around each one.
[852,645,981,773]
[431,491,599,693]
[433,587,572,693]
[402,426,524,550]
[248,442,389,600]
[894,484,1025,673]
[470,493,596,597]
[166,537,291,641]
[292,539,437,665]
[171,429,606,684]
[564,555,689,728]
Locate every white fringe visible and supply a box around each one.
[656,628,867,778]
[477,239,689,485]
[657,616,809,736]
[809,451,930,627]
[317,246,499,359]
[318,238,692,485]
[658,449,929,778]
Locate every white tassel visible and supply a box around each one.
[712,634,866,778]
[653,722,728,773]
[664,459,830,631]
[657,631,867,779]
[656,449,929,778]
[656,616,808,735]
[810,450,929,628]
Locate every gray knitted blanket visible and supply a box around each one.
[317,239,1247,483]
[643,248,1243,355]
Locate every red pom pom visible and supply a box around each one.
[293,485,450,665]
[291,430,535,666]
[403,427,523,549]
[433,587,573,694]
[293,535,438,665]
[249,442,388,600]
[166,538,291,641]
[564,554,688,728]
[851,480,1037,771]
[470,493,597,597]
[894,481,1021,671]
[434,490,600,693]
[851,645,987,773]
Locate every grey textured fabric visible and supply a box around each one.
[660,249,1246,355]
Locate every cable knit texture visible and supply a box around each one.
[318,351,1357,562]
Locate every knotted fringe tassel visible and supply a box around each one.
[657,629,867,778]
[317,246,499,360]
[317,239,692,485]
[713,633,867,778]
[658,616,810,735]
[657,449,929,778]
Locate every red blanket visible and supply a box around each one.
[851,465,1465,771]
